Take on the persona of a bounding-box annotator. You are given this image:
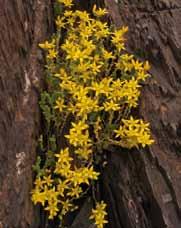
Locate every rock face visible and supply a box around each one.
[0,0,181,228]
[0,1,53,227]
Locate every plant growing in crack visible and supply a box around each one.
[31,0,154,227]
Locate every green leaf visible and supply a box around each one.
[49,135,57,152]
[32,156,41,174]
[54,2,63,16]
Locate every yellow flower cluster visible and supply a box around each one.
[32,0,154,226]
[32,175,60,219]
[90,201,108,228]
[32,150,99,219]
[114,116,154,148]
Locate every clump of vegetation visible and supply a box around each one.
[31,0,154,227]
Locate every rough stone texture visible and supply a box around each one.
[0,1,53,227]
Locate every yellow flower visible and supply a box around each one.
[131,59,143,71]
[55,148,73,164]
[56,16,66,29]
[68,31,77,41]
[138,133,154,147]
[61,39,74,52]
[47,49,58,59]
[137,71,149,81]
[103,100,120,111]
[84,166,99,181]
[75,97,101,119]
[64,10,73,17]
[120,53,134,62]
[46,187,59,202]
[39,39,55,49]
[75,10,90,22]
[112,26,128,43]
[72,121,88,132]
[60,79,76,92]
[91,78,112,96]
[54,68,68,79]
[43,175,53,187]
[79,23,93,38]
[31,189,47,206]
[143,61,150,71]
[67,186,82,198]
[116,54,134,72]
[57,180,68,197]
[61,199,73,215]
[76,61,90,74]
[90,201,108,228]
[121,78,141,107]
[71,85,89,101]
[64,45,91,62]
[34,177,44,190]
[111,26,128,51]
[114,116,154,148]
[67,102,77,114]
[75,144,92,160]
[70,167,99,186]
[54,149,73,176]
[67,16,75,26]
[69,168,85,186]
[93,5,107,17]
[65,121,90,147]
[45,201,59,219]
[93,21,110,39]
[65,128,91,147]
[54,98,66,112]
[81,39,96,52]
[58,0,73,8]
[102,49,115,60]
[90,62,102,74]
[54,162,72,177]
